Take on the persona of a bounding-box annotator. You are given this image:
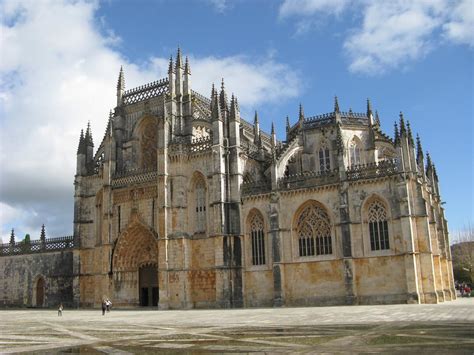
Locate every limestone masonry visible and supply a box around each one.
[0,49,455,309]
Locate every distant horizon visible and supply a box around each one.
[1,0,473,242]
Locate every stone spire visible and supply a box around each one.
[40,224,46,242]
[10,229,15,245]
[375,110,381,126]
[406,121,414,146]
[271,121,277,148]
[299,103,304,122]
[367,98,375,126]
[394,122,400,146]
[211,87,221,121]
[168,55,174,74]
[175,47,183,70]
[416,134,424,165]
[77,129,85,154]
[253,111,260,144]
[116,66,125,106]
[85,121,94,147]
[286,115,290,132]
[334,96,340,113]
[399,112,406,135]
[229,94,240,122]
[184,56,191,75]
[219,78,228,112]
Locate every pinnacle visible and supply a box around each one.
[367,98,372,116]
[168,55,174,74]
[254,111,259,124]
[271,121,275,135]
[184,56,191,74]
[299,103,304,120]
[334,96,340,113]
[117,66,125,91]
[176,47,183,69]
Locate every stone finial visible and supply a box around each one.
[168,55,174,74]
[254,110,259,125]
[416,134,424,164]
[367,98,372,117]
[271,121,275,136]
[85,121,94,147]
[286,116,290,132]
[394,122,400,146]
[175,47,183,69]
[77,129,85,154]
[184,56,191,75]
[117,66,125,91]
[298,103,304,121]
[433,164,439,181]
[406,121,414,146]
[425,152,433,176]
[375,110,381,126]
[10,229,15,245]
[399,112,406,135]
[40,224,46,242]
[334,96,340,113]
[211,88,221,121]
[230,94,240,122]
[219,78,228,112]
[271,121,276,148]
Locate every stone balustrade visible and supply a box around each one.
[0,236,75,256]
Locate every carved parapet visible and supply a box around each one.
[278,168,339,190]
[112,167,158,188]
[0,236,75,256]
[122,78,169,105]
[346,159,399,181]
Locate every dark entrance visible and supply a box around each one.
[36,277,45,307]
[139,264,158,307]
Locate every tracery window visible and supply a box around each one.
[319,148,330,172]
[249,212,266,265]
[195,179,206,233]
[368,200,390,251]
[296,203,332,256]
[349,138,362,166]
[140,120,157,170]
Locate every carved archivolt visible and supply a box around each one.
[113,215,158,272]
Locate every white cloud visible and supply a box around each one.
[205,0,230,13]
[279,0,350,18]
[0,0,300,239]
[279,0,474,74]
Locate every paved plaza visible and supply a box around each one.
[0,298,473,354]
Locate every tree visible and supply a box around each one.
[451,224,474,284]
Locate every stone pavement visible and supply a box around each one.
[0,297,473,354]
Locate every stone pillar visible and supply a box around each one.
[269,192,284,307]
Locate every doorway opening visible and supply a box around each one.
[36,277,45,307]
[139,264,158,307]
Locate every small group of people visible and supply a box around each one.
[101,298,112,315]
[458,282,472,297]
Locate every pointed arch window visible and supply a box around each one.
[368,200,390,250]
[195,179,206,233]
[319,147,330,172]
[296,203,332,256]
[249,212,266,265]
[349,138,362,166]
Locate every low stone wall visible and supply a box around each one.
[0,250,78,308]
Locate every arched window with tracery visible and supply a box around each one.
[368,200,390,251]
[140,120,157,170]
[194,178,207,233]
[296,202,332,256]
[349,138,362,166]
[319,147,330,172]
[248,211,266,265]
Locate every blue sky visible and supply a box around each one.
[0,0,473,242]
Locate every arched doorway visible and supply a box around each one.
[112,214,159,307]
[139,264,158,307]
[36,277,45,307]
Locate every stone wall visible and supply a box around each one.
[0,250,77,308]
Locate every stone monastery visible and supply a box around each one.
[1,49,455,309]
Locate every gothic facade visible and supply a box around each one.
[1,49,455,308]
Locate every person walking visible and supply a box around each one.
[101,300,106,315]
[58,303,63,316]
